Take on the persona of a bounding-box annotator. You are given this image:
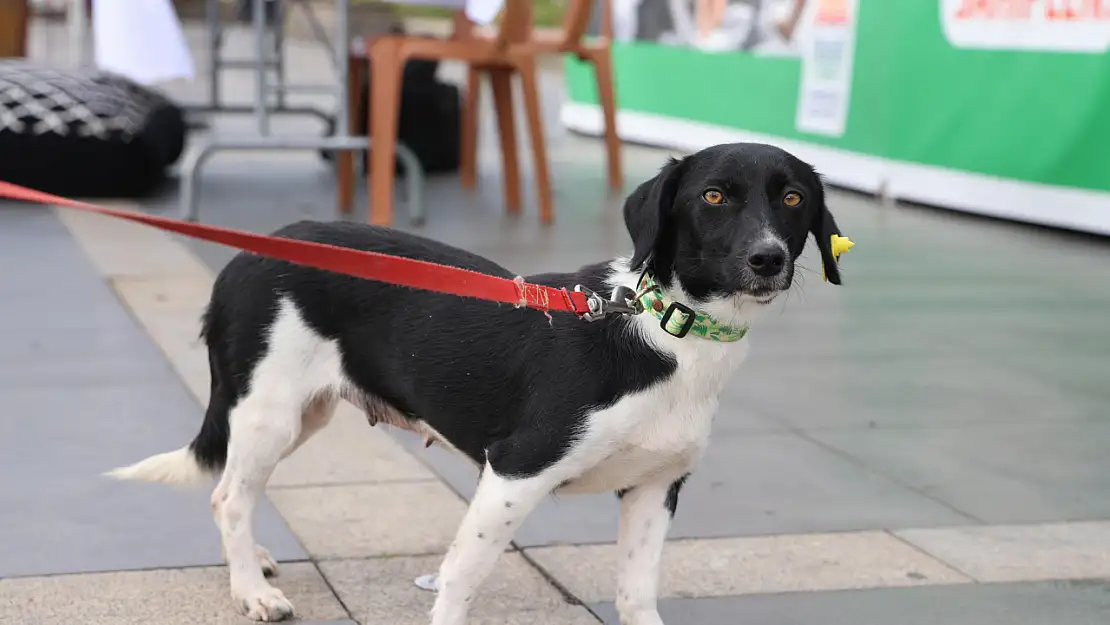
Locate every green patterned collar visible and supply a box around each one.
[635,273,749,342]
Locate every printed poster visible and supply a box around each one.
[611,0,811,55]
[795,0,859,137]
[609,0,860,137]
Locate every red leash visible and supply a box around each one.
[0,181,595,316]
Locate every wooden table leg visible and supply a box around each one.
[368,37,404,226]
[518,56,554,224]
[489,67,522,214]
[336,53,363,215]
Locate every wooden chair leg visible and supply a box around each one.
[489,67,522,214]
[459,65,481,190]
[592,50,623,191]
[368,38,404,226]
[337,55,362,214]
[517,56,554,224]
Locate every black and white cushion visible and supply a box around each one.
[0,61,186,198]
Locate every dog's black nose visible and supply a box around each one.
[747,244,786,277]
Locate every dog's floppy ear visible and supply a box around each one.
[625,157,684,272]
[812,200,848,285]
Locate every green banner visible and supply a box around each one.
[563,0,1110,234]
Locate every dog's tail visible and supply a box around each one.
[103,445,210,486]
[105,305,233,487]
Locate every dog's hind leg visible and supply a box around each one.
[212,387,303,622]
[212,299,346,621]
[286,393,339,459]
[215,392,337,580]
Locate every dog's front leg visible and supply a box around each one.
[429,460,562,625]
[614,473,689,625]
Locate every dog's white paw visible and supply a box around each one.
[255,545,279,578]
[222,545,280,578]
[236,586,295,622]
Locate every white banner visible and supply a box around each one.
[941,0,1110,53]
[92,0,195,85]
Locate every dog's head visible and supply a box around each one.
[624,143,846,308]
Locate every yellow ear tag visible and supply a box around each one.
[823,234,855,281]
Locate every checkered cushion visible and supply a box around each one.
[0,61,186,198]
[0,63,170,140]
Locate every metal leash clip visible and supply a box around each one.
[574,285,644,322]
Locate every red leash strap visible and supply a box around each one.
[0,181,592,315]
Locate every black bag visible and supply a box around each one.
[378,58,461,175]
[325,56,462,175]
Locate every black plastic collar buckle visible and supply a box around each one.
[660,301,697,338]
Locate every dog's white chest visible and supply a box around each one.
[556,410,712,494]
[557,340,745,494]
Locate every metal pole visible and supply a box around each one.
[180,0,427,224]
[69,0,88,69]
[254,0,271,136]
[334,0,349,139]
[274,2,287,109]
[207,0,221,108]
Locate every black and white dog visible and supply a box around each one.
[108,143,848,625]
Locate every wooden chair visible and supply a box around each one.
[459,0,621,199]
[338,1,552,225]
[0,0,30,58]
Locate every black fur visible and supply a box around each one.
[665,474,689,517]
[625,143,844,298]
[192,224,678,477]
[612,473,687,517]
[189,143,845,480]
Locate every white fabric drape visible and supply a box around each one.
[91,0,196,85]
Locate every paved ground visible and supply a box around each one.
[3,18,1110,625]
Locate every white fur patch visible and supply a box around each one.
[554,259,759,495]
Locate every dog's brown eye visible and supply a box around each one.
[783,191,803,207]
[702,189,725,205]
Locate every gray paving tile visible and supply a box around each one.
[0,207,83,257]
[0,563,348,624]
[895,522,1110,583]
[809,423,1110,523]
[658,432,970,537]
[0,289,138,331]
[591,580,1110,625]
[0,210,140,332]
[268,481,467,558]
[730,352,1107,431]
[319,553,598,625]
[391,429,970,547]
[528,531,970,603]
[0,327,176,388]
[0,381,306,577]
[0,209,305,577]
